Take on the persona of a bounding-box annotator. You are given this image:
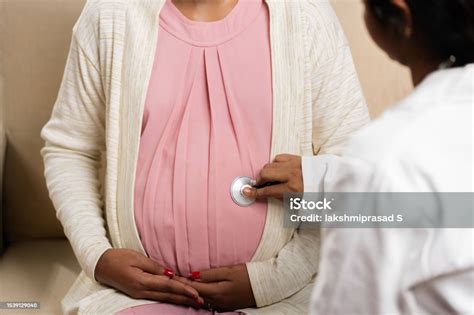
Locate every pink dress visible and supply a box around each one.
[117,0,272,313]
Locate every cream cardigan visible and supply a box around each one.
[41,0,369,314]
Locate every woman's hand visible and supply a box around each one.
[244,154,303,200]
[95,248,204,307]
[175,264,256,312]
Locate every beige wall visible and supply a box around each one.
[1,0,86,241]
[331,0,413,116]
[0,0,413,242]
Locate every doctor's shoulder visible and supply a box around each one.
[342,100,416,162]
[343,96,471,192]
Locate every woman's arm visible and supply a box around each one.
[41,32,111,280]
[41,9,205,307]
[307,2,370,155]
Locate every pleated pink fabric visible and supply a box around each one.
[118,1,272,313]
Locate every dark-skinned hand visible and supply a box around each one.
[95,248,204,308]
[175,264,256,312]
[243,154,303,200]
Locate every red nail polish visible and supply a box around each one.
[163,268,174,278]
[197,299,204,305]
[188,271,201,280]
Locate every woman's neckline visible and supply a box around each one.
[159,0,264,47]
[167,0,243,26]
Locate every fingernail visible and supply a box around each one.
[197,298,204,305]
[243,188,252,196]
[185,287,197,298]
[188,271,201,280]
[163,268,174,278]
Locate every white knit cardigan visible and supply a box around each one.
[41,0,369,313]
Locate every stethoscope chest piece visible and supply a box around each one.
[230,176,256,207]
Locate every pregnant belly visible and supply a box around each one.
[134,166,268,276]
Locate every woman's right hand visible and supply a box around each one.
[94,248,204,308]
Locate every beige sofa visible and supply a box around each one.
[0,1,413,314]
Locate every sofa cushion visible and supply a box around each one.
[0,240,80,314]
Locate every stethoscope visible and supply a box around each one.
[230,176,256,207]
[230,176,278,207]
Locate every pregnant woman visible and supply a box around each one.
[41,0,368,314]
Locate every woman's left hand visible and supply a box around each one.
[243,154,303,200]
[174,264,256,312]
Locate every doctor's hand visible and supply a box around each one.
[174,264,256,312]
[244,154,303,200]
[94,248,204,308]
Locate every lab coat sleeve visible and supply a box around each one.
[302,155,376,193]
[40,29,112,282]
[306,153,474,314]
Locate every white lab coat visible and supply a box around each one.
[303,64,474,314]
